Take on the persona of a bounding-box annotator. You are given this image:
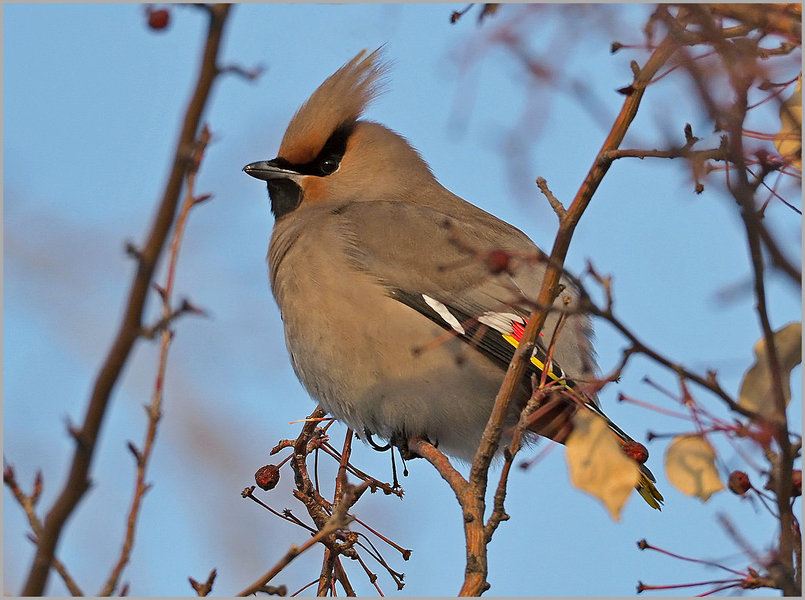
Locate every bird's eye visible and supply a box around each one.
[319,158,339,175]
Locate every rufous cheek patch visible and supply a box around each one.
[300,177,331,206]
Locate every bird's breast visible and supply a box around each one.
[266,211,516,460]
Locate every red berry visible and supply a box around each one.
[622,441,649,464]
[147,8,170,31]
[728,470,751,495]
[485,249,511,274]
[255,464,281,491]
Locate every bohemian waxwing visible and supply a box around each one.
[244,49,663,509]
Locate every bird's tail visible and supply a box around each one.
[459,311,664,510]
[636,467,664,510]
[525,375,664,511]
[589,402,664,511]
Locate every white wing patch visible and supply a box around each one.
[477,311,524,334]
[422,295,465,334]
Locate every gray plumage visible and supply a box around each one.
[244,49,662,508]
[269,189,594,461]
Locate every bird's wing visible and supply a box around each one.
[334,198,597,389]
[335,199,663,507]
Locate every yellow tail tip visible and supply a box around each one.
[637,473,664,510]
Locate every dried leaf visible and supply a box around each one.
[664,434,723,501]
[774,76,801,170]
[738,322,802,420]
[565,411,640,520]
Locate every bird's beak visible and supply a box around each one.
[244,159,305,218]
[243,160,302,182]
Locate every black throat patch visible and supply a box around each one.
[268,179,303,218]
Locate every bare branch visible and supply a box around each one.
[4,466,84,596]
[536,177,566,219]
[20,6,232,595]
[100,123,213,597]
[452,8,691,595]
[705,3,802,41]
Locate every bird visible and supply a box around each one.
[243,49,663,510]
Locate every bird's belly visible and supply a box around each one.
[275,258,515,462]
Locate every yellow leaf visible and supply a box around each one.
[565,411,640,520]
[774,76,801,170]
[664,435,723,501]
[738,322,802,421]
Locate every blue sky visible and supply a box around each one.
[4,4,801,596]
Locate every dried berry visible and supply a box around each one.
[728,470,751,495]
[255,464,281,491]
[147,8,170,31]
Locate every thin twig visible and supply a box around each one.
[4,467,84,596]
[100,127,212,596]
[637,538,748,577]
[756,221,802,284]
[237,483,366,596]
[546,260,761,421]
[670,7,800,593]
[706,3,802,41]
[601,144,726,162]
[242,486,318,533]
[188,568,217,597]
[536,177,566,219]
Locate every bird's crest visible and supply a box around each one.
[278,48,387,165]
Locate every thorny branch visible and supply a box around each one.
[20,5,232,596]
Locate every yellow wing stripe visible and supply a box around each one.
[503,334,663,511]
[502,334,567,386]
